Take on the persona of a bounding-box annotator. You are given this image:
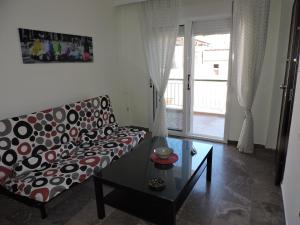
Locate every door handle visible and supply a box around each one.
[187,74,191,90]
[149,78,153,88]
[280,84,287,90]
[286,58,297,63]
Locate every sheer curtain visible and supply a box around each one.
[232,0,270,153]
[139,0,179,137]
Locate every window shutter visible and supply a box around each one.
[192,18,231,36]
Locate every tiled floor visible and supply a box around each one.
[0,140,285,225]
[166,109,225,139]
[191,113,225,139]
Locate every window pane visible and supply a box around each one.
[192,33,230,139]
[193,34,230,80]
[165,35,184,131]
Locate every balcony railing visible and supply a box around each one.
[164,79,184,109]
[164,79,227,115]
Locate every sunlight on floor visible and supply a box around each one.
[192,113,225,139]
[166,109,225,140]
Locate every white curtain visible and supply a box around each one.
[232,0,270,153]
[139,0,179,137]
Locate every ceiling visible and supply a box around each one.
[112,0,146,6]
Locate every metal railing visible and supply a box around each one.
[164,79,227,115]
[193,80,227,114]
[164,79,184,109]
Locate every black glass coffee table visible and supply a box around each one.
[93,137,213,225]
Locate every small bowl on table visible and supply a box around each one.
[153,147,173,159]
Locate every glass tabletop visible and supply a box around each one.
[95,137,212,202]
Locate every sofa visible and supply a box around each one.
[0,95,146,217]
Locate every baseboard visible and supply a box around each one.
[227,140,275,151]
[281,184,288,225]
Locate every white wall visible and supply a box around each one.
[114,1,232,127]
[114,0,233,128]
[0,0,289,148]
[0,0,117,120]
[282,67,300,225]
[114,4,150,126]
[115,0,284,147]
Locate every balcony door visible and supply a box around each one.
[165,26,185,132]
[164,19,232,141]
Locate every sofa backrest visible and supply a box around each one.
[0,95,116,183]
[77,95,116,135]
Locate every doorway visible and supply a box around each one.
[164,19,232,141]
[275,0,300,185]
[191,33,230,139]
[165,32,185,132]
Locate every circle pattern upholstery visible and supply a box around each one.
[0,95,146,203]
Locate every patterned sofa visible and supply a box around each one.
[0,95,145,217]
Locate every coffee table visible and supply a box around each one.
[93,137,213,225]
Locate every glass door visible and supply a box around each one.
[165,26,185,132]
[191,33,230,140]
[162,19,231,141]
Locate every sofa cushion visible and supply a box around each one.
[3,126,146,202]
[0,95,117,182]
[12,143,77,177]
[80,123,119,143]
[4,151,99,202]
[77,127,146,163]
[0,108,76,175]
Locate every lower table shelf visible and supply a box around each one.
[104,188,172,225]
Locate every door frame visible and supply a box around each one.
[167,21,191,138]
[275,0,300,185]
[167,18,233,143]
[223,11,234,144]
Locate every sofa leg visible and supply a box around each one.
[39,204,47,219]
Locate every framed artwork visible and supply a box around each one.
[18,28,93,63]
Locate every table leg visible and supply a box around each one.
[206,149,212,182]
[94,177,105,219]
[164,203,176,225]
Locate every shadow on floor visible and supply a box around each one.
[0,140,285,225]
